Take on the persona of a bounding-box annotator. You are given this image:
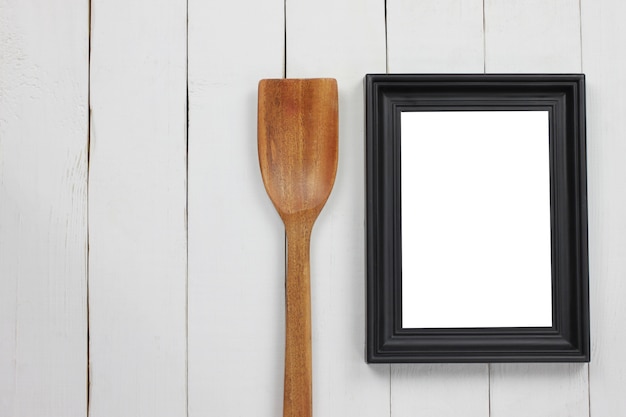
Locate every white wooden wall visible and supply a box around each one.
[0,0,624,416]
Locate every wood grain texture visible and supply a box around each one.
[484,0,581,72]
[387,0,484,73]
[581,0,626,415]
[187,0,285,416]
[485,1,588,416]
[88,0,187,415]
[258,79,339,417]
[0,1,88,416]
[286,1,389,416]
[3,1,625,415]
[386,2,489,416]
[490,364,589,417]
[391,365,489,416]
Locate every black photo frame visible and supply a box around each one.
[365,74,589,363]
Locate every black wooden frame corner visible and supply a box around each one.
[365,74,589,363]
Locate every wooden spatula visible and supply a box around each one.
[258,78,338,417]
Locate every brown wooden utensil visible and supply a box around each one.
[258,78,338,417]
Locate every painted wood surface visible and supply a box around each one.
[286,1,389,416]
[581,0,626,415]
[484,1,588,415]
[88,0,188,415]
[386,2,489,416]
[0,1,89,416]
[392,365,489,417]
[490,364,589,417]
[186,0,285,416]
[387,0,485,73]
[2,0,626,416]
[484,0,581,73]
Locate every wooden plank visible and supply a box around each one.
[490,364,589,417]
[581,0,626,415]
[387,0,484,73]
[186,0,285,416]
[0,1,88,416]
[490,364,588,417]
[286,1,389,416]
[485,1,588,416]
[88,0,187,415]
[484,0,581,72]
[386,1,489,416]
[391,365,489,416]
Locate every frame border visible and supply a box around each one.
[365,74,589,363]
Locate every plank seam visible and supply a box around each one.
[389,365,392,417]
[185,0,190,415]
[587,363,591,417]
[578,2,589,415]
[482,0,486,73]
[283,0,287,77]
[87,0,93,414]
[384,0,389,73]
[12,239,19,417]
[488,364,491,417]
[578,0,584,75]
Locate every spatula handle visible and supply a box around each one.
[283,220,313,417]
